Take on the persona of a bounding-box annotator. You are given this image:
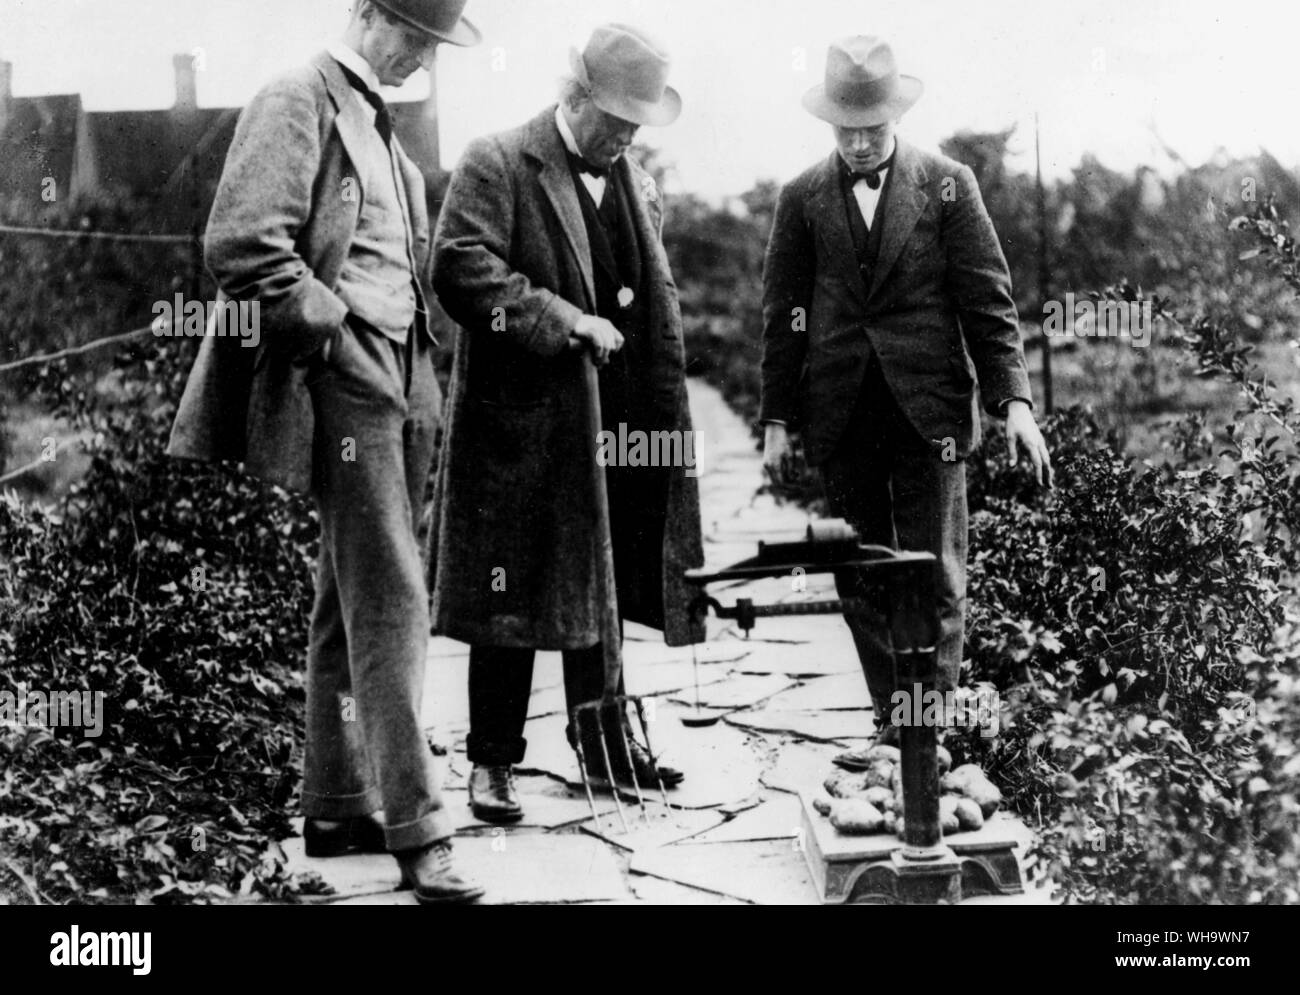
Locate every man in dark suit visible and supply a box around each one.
[430,23,704,823]
[169,0,482,903]
[761,36,1052,746]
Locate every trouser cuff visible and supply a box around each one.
[386,806,453,852]
[466,733,527,767]
[301,786,384,820]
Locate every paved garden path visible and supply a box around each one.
[284,381,1049,904]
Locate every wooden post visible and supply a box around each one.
[1035,113,1054,414]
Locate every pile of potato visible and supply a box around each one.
[811,744,1002,837]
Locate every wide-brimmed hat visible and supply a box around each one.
[569,23,682,127]
[369,0,481,47]
[802,36,922,128]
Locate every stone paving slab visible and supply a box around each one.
[760,738,866,795]
[728,637,862,677]
[628,874,749,905]
[326,834,631,906]
[727,708,875,743]
[764,672,873,712]
[578,805,725,852]
[630,839,820,905]
[680,791,805,845]
[283,838,401,901]
[444,775,623,830]
[667,672,798,710]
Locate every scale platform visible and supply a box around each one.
[799,792,1034,905]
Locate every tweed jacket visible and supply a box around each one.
[167,51,432,493]
[761,140,1032,464]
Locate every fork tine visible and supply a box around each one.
[570,706,604,834]
[633,697,674,813]
[593,705,630,833]
[614,701,652,826]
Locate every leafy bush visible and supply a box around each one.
[0,338,327,903]
[949,207,1300,904]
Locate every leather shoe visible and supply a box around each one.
[304,814,388,858]
[582,733,685,788]
[396,840,485,905]
[469,765,524,823]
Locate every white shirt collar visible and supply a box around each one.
[328,41,383,96]
[555,105,584,159]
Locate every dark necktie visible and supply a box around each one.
[846,154,894,190]
[338,63,392,146]
[568,150,609,179]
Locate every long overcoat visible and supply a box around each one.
[428,108,705,650]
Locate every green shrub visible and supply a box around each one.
[0,339,326,903]
[951,210,1300,903]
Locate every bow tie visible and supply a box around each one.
[568,151,610,180]
[337,63,392,146]
[845,156,893,190]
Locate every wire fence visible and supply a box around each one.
[1,219,201,484]
[0,223,195,245]
[0,215,200,374]
[0,323,158,376]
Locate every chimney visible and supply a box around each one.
[173,53,197,111]
[0,60,12,136]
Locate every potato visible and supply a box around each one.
[940,771,962,794]
[882,812,897,835]
[866,744,901,766]
[824,770,870,798]
[864,759,895,789]
[863,786,894,811]
[938,796,961,834]
[829,799,885,835]
[954,797,985,831]
[963,776,1002,818]
[812,795,832,816]
[936,745,952,775]
[941,763,1003,816]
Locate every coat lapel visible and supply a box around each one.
[811,152,869,309]
[868,139,928,301]
[525,109,596,312]
[314,52,373,199]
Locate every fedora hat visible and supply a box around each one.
[802,36,922,128]
[368,0,481,47]
[569,23,682,127]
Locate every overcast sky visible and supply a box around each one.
[2,0,1296,199]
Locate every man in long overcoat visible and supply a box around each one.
[430,23,704,822]
[167,0,482,903]
[761,37,1053,752]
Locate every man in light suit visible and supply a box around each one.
[761,37,1052,751]
[168,0,482,903]
[430,24,704,823]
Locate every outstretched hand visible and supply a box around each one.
[762,422,802,490]
[1005,400,1053,489]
